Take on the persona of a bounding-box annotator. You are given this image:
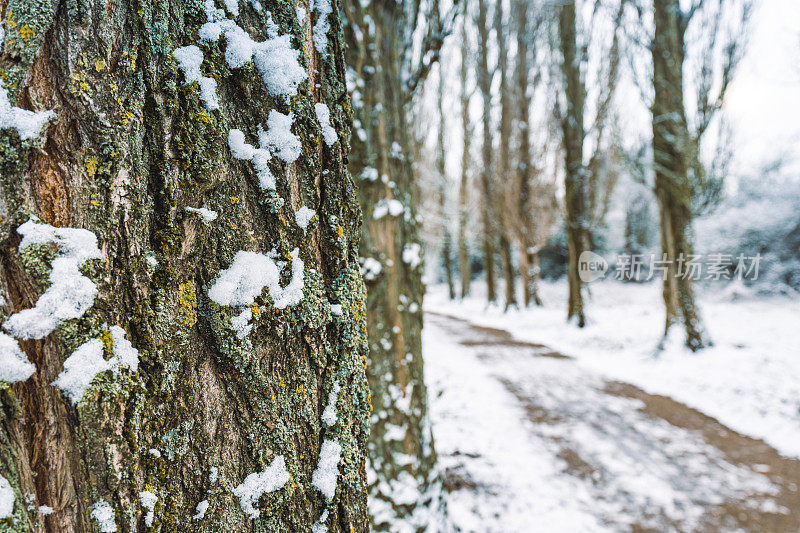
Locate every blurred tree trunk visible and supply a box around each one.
[514,0,549,307]
[0,0,371,531]
[343,0,446,529]
[437,69,456,300]
[651,0,707,350]
[476,0,497,304]
[495,0,518,311]
[458,1,472,299]
[557,0,588,327]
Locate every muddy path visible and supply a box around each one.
[426,311,800,532]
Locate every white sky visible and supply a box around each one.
[725,0,800,172]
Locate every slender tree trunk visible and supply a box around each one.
[458,3,472,299]
[494,0,518,311]
[652,0,708,351]
[477,0,497,304]
[0,1,371,531]
[343,1,446,529]
[558,0,588,327]
[437,69,456,300]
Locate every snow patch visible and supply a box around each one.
[260,110,301,163]
[372,199,403,220]
[314,103,337,146]
[193,499,209,520]
[232,456,290,519]
[402,243,422,269]
[0,82,55,140]
[312,0,332,55]
[295,206,316,233]
[208,249,304,309]
[321,380,340,427]
[0,475,14,519]
[91,500,117,532]
[312,439,341,501]
[3,219,101,340]
[0,332,35,383]
[109,325,139,372]
[230,308,253,339]
[53,339,110,405]
[173,46,219,111]
[185,206,218,223]
[139,491,157,527]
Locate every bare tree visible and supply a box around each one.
[437,67,457,300]
[644,0,752,350]
[477,0,498,304]
[458,0,474,299]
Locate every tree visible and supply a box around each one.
[342,0,455,528]
[494,0,519,310]
[554,0,625,326]
[457,0,473,299]
[1,1,371,531]
[476,0,498,305]
[646,0,751,350]
[437,67,456,300]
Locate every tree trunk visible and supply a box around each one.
[0,1,371,531]
[437,69,456,301]
[652,0,708,351]
[477,0,497,304]
[458,3,472,300]
[342,1,445,530]
[558,0,588,327]
[494,0,517,311]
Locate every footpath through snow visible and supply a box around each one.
[425,280,800,459]
[424,310,800,532]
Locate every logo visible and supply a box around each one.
[579,251,608,283]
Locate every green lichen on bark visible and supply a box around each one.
[0,0,370,530]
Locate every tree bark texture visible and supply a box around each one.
[342,0,445,530]
[652,0,708,351]
[457,2,471,300]
[0,0,371,531]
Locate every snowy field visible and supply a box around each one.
[425,280,800,460]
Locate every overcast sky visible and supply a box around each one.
[725,0,800,172]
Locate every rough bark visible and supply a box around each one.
[0,0,370,531]
[652,0,708,350]
[457,1,472,300]
[342,1,445,530]
[476,0,496,304]
[557,0,587,327]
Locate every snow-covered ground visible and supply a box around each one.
[425,280,800,460]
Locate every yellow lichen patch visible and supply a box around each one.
[19,24,35,43]
[99,329,114,354]
[336,225,344,238]
[177,281,198,328]
[196,110,212,123]
[94,59,108,72]
[250,303,261,320]
[230,196,240,204]
[90,193,101,207]
[85,157,99,178]
[296,384,303,395]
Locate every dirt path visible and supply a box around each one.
[426,312,800,532]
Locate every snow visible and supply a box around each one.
[372,198,404,219]
[295,206,316,232]
[149,449,161,458]
[427,279,800,460]
[91,500,117,532]
[208,249,304,309]
[193,499,209,520]
[109,325,139,372]
[330,303,342,316]
[321,380,340,427]
[232,456,290,519]
[185,206,218,223]
[230,308,253,339]
[423,308,782,531]
[38,505,53,515]
[260,110,301,163]
[172,46,219,111]
[224,0,239,17]
[0,475,14,519]
[199,19,306,100]
[0,82,55,140]
[139,491,157,527]
[53,339,110,405]
[0,332,35,383]
[312,509,329,533]
[312,439,341,501]
[360,257,382,281]
[314,103,337,146]
[402,243,422,269]
[228,128,275,190]
[312,0,332,55]
[3,219,101,340]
